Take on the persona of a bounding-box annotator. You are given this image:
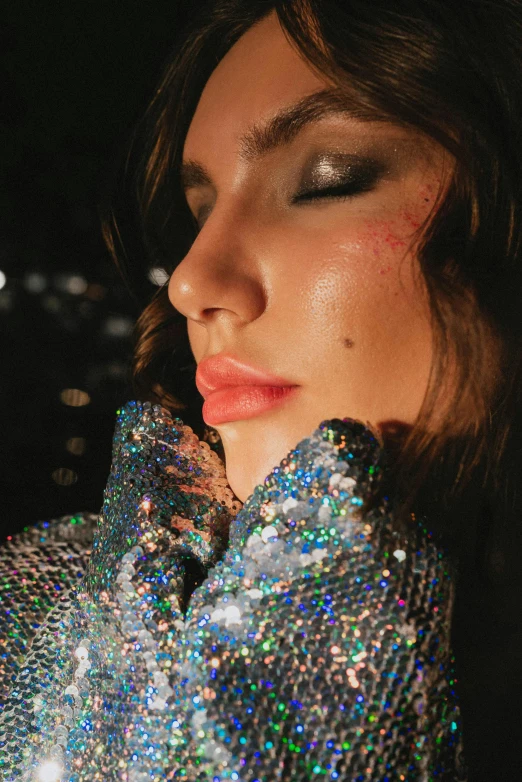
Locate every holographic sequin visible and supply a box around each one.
[0,401,467,780]
[0,512,98,706]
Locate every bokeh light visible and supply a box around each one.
[59,389,91,407]
[51,468,78,486]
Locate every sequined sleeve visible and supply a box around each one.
[0,401,242,780]
[0,403,466,781]
[175,418,467,780]
[0,513,97,707]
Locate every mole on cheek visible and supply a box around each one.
[418,181,439,204]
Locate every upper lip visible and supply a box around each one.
[195,353,297,399]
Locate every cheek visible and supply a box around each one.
[287,209,430,343]
[275,207,434,423]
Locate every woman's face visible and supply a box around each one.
[168,11,454,502]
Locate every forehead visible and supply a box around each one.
[183,11,329,160]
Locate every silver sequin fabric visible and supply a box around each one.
[0,400,467,781]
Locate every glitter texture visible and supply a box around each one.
[0,401,467,780]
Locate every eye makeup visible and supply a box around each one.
[185,134,427,230]
[292,153,388,203]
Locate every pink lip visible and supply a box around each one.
[196,354,299,425]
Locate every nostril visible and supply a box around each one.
[167,248,266,326]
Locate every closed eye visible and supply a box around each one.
[188,174,380,234]
[292,178,378,204]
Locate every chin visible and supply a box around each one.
[218,414,303,502]
[222,441,282,503]
[223,462,254,504]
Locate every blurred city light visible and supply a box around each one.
[51,468,78,486]
[60,388,91,407]
[148,267,169,286]
[24,272,47,294]
[103,316,133,338]
[55,274,88,295]
[65,437,87,456]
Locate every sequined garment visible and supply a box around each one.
[0,401,466,781]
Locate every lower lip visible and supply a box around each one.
[202,385,299,425]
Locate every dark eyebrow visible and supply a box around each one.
[180,88,385,192]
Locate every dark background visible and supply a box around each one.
[1,0,192,537]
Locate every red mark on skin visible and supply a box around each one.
[365,224,407,249]
[362,201,435,262]
[402,210,422,229]
[379,265,392,275]
[385,234,407,249]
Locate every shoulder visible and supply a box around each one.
[0,512,97,704]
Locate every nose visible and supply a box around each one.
[167,216,266,328]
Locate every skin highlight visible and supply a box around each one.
[168,11,454,503]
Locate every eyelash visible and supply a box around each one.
[292,178,377,204]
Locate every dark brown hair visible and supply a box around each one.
[102,0,522,541]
